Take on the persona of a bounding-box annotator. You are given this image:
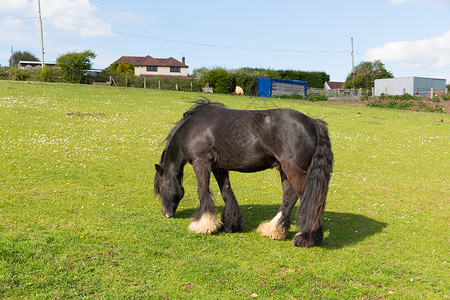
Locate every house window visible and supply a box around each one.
[146,66,158,72]
[170,66,181,73]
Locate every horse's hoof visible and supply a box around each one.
[257,213,289,240]
[222,219,245,233]
[292,227,323,247]
[188,212,222,234]
[222,212,245,233]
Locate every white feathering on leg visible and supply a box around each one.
[189,212,222,234]
[257,211,288,240]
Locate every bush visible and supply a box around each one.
[40,66,63,82]
[204,68,234,94]
[307,94,328,102]
[368,100,415,110]
[431,97,440,103]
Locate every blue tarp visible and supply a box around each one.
[257,78,308,98]
[257,78,273,97]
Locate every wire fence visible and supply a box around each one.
[308,87,449,101]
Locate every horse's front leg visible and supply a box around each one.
[213,168,244,232]
[257,170,300,240]
[188,160,222,234]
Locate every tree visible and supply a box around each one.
[106,62,135,75]
[344,60,393,89]
[9,51,39,67]
[56,50,96,83]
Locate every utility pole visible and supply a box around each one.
[38,0,45,67]
[351,37,355,84]
[11,46,14,66]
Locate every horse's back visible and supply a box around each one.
[178,104,318,172]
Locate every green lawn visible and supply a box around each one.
[0,81,448,299]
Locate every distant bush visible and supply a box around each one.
[40,66,63,82]
[193,67,330,96]
[367,100,415,110]
[274,93,304,100]
[378,93,421,101]
[431,97,440,103]
[307,94,328,102]
[204,68,234,94]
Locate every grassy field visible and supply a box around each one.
[0,81,448,299]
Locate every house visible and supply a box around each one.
[374,77,446,96]
[18,61,56,68]
[115,55,188,78]
[324,81,344,90]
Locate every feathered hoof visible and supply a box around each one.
[257,213,289,240]
[188,212,222,234]
[293,227,323,247]
[258,223,289,240]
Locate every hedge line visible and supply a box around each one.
[0,66,330,96]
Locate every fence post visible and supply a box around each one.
[144,77,146,89]
[158,80,161,90]
[430,88,434,98]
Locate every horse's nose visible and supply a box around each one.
[161,207,175,218]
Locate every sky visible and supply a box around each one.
[1,0,450,83]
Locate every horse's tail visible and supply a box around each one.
[295,118,333,247]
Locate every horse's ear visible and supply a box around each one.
[155,164,164,176]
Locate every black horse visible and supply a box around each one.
[154,100,333,247]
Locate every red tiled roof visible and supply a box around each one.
[326,81,344,89]
[115,55,188,67]
[115,56,144,65]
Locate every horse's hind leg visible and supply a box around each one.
[213,169,244,232]
[189,160,222,234]
[257,170,300,240]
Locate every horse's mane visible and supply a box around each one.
[158,100,225,164]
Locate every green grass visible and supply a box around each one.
[1,81,449,299]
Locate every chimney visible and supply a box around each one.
[182,57,185,64]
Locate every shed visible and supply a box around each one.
[257,78,308,98]
[374,77,446,96]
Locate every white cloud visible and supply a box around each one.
[365,31,450,69]
[41,0,112,37]
[0,0,112,39]
[1,0,34,14]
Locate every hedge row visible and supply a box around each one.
[0,66,330,96]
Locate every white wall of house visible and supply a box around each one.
[135,66,188,77]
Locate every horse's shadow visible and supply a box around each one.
[175,204,387,249]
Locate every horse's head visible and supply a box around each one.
[154,164,184,218]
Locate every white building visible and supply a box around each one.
[374,77,446,96]
[18,61,56,68]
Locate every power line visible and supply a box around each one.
[46,18,351,54]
